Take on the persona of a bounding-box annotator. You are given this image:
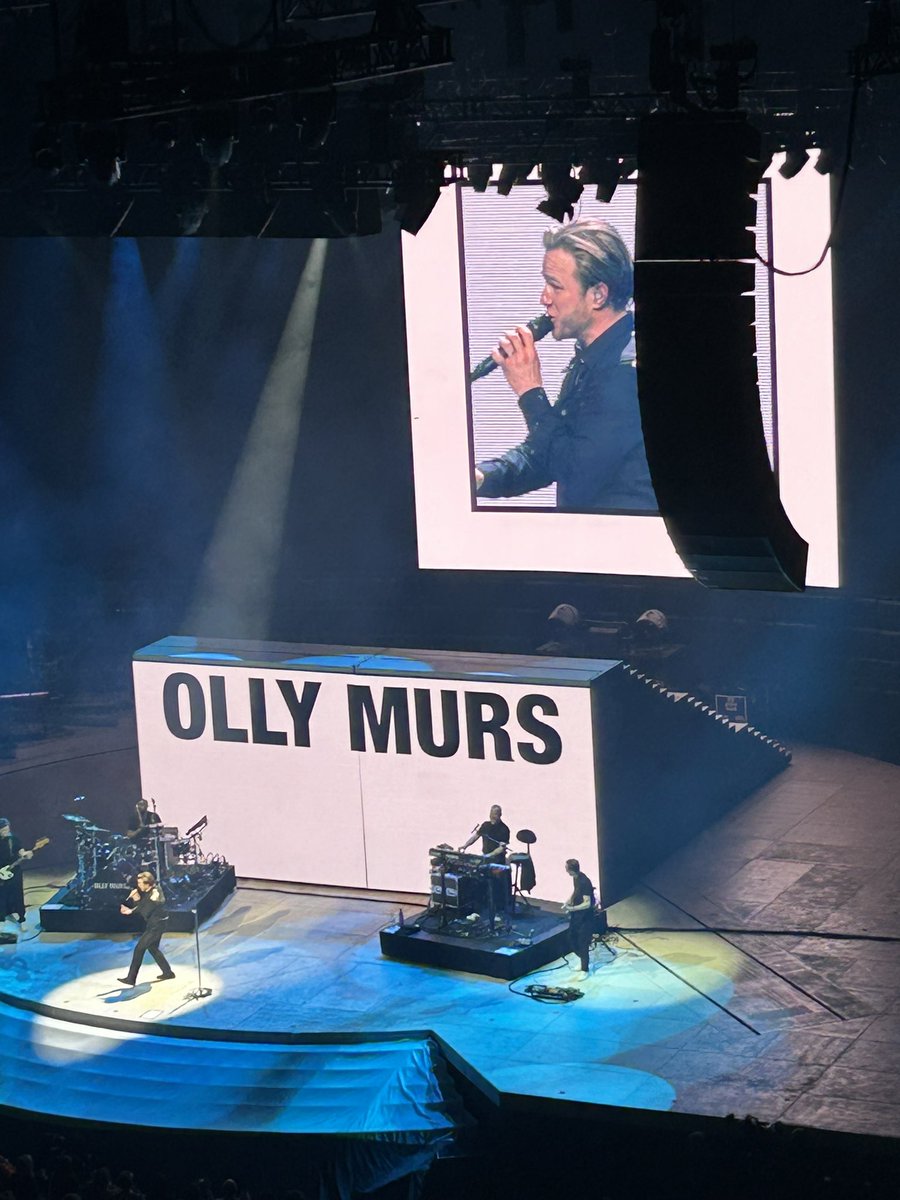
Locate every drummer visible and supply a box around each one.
[126,798,162,841]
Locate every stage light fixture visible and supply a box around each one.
[497,162,534,197]
[296,91,336,152]
[467,163,492,192]
[175,195,210,236]
[251,101,279,134]
[814,147,836,175]
[151,119,177,150]
[31,126,62,176]
[310,166,381,238]
[197,109,237,168]
[778,146,810,179]
[78,125,123,186]
[578,156,622,203]
[392,159,445,234]
[537,163,583,222]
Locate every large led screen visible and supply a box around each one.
[132,646,605,902]
[403,160,838,585]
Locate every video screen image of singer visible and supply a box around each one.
[462,181,774,515]
[402,167,838,584]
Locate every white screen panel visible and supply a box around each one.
[403,163,838,585]
[133,660,368,887]
[133,658,601,901]
[354,673,600,899]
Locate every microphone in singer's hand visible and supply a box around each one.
[469,313,553,383]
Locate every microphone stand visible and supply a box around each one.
[185,908,212,1000]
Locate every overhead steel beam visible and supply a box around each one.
[40,25,452,123]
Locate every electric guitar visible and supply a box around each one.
[0,837,50,880]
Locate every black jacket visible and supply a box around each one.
[125,887,169,930]
[476,312,656,512]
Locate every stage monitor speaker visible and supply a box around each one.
[634,112,808,591]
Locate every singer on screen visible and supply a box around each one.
[473,219,656,513]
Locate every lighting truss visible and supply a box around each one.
[40,26,453,125]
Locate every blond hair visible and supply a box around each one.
[543,220,633,310]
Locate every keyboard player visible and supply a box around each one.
[459,805,512,919]
[459,805,510,862]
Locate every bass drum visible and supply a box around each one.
[107,838,143,868]
[87,859,141,909]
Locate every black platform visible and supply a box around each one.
[39,864,236,932]
[380,902,587,980]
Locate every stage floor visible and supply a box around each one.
[0,744,899,1141]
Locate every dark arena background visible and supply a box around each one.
[2,3,900,1199]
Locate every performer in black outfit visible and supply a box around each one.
[126,797,162,840]
[117,870,175,986]
[562,858,597,975]
[459,805,510,860]
[0,818,33,925]
[474,220,655,513]
[460,805,512,918]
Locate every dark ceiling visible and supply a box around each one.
[0,1,897,236]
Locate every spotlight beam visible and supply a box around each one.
[185,239,328,637]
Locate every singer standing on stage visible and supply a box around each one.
[474,220,656,513]
[117,870,175,986]
[459,805,510,861]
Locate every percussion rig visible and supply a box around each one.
[61,805,220,909]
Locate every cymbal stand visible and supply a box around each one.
[186,827,205,864]
[73,827,100,902]
[435,861,450,930]
[485,864,497,935]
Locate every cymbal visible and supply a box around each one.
[82,825,108,834]
[62,813,89,824]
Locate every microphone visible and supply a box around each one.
[468,313,553,383]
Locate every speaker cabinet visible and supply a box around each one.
[634,113,808,591]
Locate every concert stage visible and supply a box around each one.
[38,863,236,932]
[0,740,899,1200]
[380,902,580,979]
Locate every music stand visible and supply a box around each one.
[185,815,208,838]
[182,815,208,862]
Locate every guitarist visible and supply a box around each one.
[0,818,33,925]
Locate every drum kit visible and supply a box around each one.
[61,810,206,908]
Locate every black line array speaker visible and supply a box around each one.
[634,112,808,591]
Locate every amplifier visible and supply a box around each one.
[431,869,460,905]
[430,870,487,911]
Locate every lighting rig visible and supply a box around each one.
[0,1,888,238]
